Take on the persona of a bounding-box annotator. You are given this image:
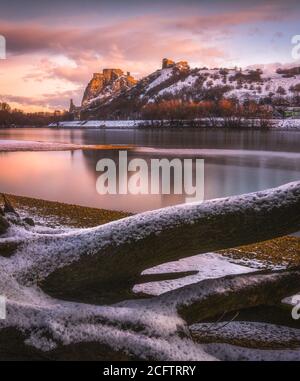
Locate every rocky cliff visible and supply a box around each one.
[72,58,300,120]
[81,68,137,106]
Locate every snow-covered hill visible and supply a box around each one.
[77,59,300,119]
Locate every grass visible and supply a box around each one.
[1,193,131,228]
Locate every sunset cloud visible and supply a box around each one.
[0,0,300,111]
[1,89,81,111]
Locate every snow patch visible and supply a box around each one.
[145,68,174,93]
[133,253,256,296]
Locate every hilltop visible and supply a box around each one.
[69,59,300,120]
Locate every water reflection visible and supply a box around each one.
[0,128,299,212]
[0,127,300,152]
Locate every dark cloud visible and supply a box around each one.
[0,0,299,20]
[2,1,297,57]
[1,14,228,85]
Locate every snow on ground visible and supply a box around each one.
[280,119,300,129]
[145,68,174,93]
[133,253,257,296]
[12,205,75,231]
[84,75,132,106]
[226,71,300,102]
[134,147,300,160]
[142,66,300,104]
[48,118,300,130]
[157,74,198,97]
[199,68,300,103]
[48,120,147,128]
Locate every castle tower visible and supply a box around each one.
[162,58,175,69]
[69,99,75,113]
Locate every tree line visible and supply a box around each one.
[140,99,274,121]
[0,102,69,127]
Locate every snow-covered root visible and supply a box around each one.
[1,267,300,360]
[203,343,300,361]
[0,272,215,360]
[190,322,300,349]
[0,181,300,359]
[3,181,298,303]
[151,267,300,324]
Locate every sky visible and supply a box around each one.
[0,0,300,112]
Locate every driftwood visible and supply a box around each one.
[0,182,297,302]
[155,268,300,324]
[190,321,300,349]
[33,181,300,302]
[0,182,300,360]
[1,267,300,360]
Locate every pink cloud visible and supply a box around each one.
[1,1,298,111]
[0,89,81,110]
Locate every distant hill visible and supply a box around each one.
[70,59,300,120]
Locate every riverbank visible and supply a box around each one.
[0,139,133,153]
[2,193,130,228]
[47,118,300,130]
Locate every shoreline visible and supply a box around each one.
[48,118,300,131]
[1,118,300,131]
[2,193,131,229]
[0,140,134,153]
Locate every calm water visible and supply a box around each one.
[0,127,299,213]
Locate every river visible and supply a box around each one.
[0,127,299,213]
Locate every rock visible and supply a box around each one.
[2,195,19,216]
[162,58,175,69]
[175,60,190,70]
[81,68,137,106]
[0,215,9,235]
